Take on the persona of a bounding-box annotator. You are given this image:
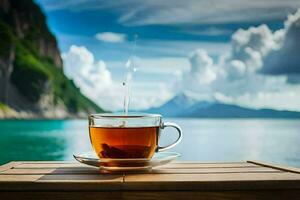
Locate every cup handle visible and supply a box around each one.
[157,122,182,152]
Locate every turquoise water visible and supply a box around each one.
[0,119,300,167]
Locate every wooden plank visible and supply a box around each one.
[37,174,124,182]
[172,161,249,164]
[1,172,299,192]
[123,172,300,190]
[1,166,279,175]
[2,167,101,175]
[122,190,300,200]
[248,160,300,174]
[0,161,300,192]
[1,179,300,192]
[0,181,124,191]
[145,167,280,174]
[0,174,43,182]
[125,172,300,182]
[0,162,22,172]
[12,162,257,169]
[18,161,77,164]
[1,190,300,200]
[162,162,257,168]
[13,163,85,169]
[0,173,124,191]
[2,168,56,175]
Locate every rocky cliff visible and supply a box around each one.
[0,0,104,118]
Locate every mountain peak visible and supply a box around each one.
[145,92,300,118]
[145,91,214,117]
[171,92,198,107]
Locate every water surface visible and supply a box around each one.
[0,119,299,167]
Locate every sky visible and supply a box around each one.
[36,0,300,111]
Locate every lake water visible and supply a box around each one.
[0,119,300,167]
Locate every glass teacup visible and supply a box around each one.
[89,113,182,159]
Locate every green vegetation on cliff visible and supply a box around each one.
[0,21,102,113]
[0,0,104,116]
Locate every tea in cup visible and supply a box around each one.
[89,113,182,159]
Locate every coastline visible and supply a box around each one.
[0,106,91,120]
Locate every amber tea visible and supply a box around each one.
[88,113,182,160]
[89,126,159,159]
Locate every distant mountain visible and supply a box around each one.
[145,93,300,118]
[146,93,200,116]
[0,0,104,118]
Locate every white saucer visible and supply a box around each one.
[73,151,180,172]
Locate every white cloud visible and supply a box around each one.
[62,45,119,110]
[62,45,173,110]
[59,9,300,111]
[183,27,233,36]
[95,32,126,43]
[219,89,300,112]
[108,57,190,75]
[261,9,300,82]
[131,83,173,109]
[138,39,230,57]
[226,60,246,79]
[62,45,112,87]
[118,1,300,26]
[178,9,300,111]
[39,0,300,26]
[188,49,216,85]
[57,31,230,59]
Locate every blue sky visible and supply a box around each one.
[37,0,286,58]
[36,0,300,111]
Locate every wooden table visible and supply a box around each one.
[0,161,300,200]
